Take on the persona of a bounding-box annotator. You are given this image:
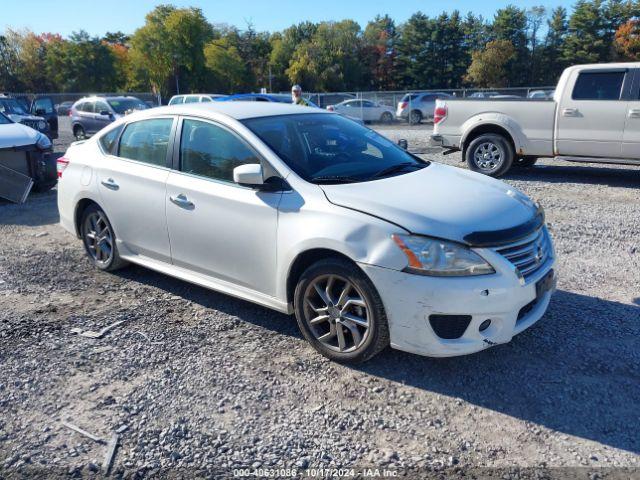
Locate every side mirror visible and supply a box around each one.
[233,164,264,187]
[398,139,408,150]
[100,110,111,116]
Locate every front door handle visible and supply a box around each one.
[562,108,578,117]
[629,109,640,118]
[100,178,119,190]
[169,194,195,209]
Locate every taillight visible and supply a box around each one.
[434,105,447,125]
[57,156,69,178]
[326,105,335,111]
[400,101,408,109]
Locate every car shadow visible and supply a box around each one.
[504,164,640,188]
[109,264,640,455]
[354,289,640,455]
[0,189,60,226]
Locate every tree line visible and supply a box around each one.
[2,1,640,98]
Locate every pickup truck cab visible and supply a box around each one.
[431,63,640,176]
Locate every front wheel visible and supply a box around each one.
[74,125,86,141]
[294,258,389,363]
[80,204,128,271]
[465,133,514,177]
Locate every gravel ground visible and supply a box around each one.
[0,117,639,478]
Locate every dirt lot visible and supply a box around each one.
[0,117,639,478]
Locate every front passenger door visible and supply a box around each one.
[165,118,282,296]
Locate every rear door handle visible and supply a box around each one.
[562,108,578,117]
[100,178,119,190]
[629,109,640,118]
[169,194,195,209]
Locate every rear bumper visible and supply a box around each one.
[429,134,460,149]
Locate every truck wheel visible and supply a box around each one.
[514,157,538,168]
[409,110,422,125]
[466,134,514,177]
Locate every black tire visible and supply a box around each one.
[380,112,393,124]
[74,125,86,141]
[465,133,514,177]
[514,157,538,168]
[294,258,389,363]
[408,110,422,125]
[80,204,128,272]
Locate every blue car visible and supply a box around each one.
[217,93,319,107]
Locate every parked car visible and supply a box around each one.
[431,62,640,177]
[307,93,356,109]
[58,102,556,363]
[56,101,74,116]
[0,111,56,199]
[0,94,55,139]
[217,93,318,106]
[70,95,148,140]
[168,94,225,105]
[327,99,394,123]
[396,92,452,124]
[468,91,501,98]
[528,89,555,99]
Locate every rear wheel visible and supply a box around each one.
[380,112,393,124]
[409,110,422,125]
[465,133,514,177]
[80,204,127,271]
[74,125,86,141]
[294,258,389,363]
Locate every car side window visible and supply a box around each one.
[82,102,94,112]
[99,125,124,155]
[200,96,212,103]
[420,95,434,103]
[94,101,110,114]
[184,96,199,104]
[169,96,184,105]
[33,97,54,114]
[180,119,261,183]
[118,118,173,167]
[572,71,625,100]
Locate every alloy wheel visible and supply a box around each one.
[82,211,114,266]
[303,274,370,353]
[473,141,503,171]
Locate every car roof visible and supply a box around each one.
[126,102,328,121]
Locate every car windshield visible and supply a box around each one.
[0,98,28,115]
[0,112,12,124]
[243,113,428,183]
[107,99,147,114]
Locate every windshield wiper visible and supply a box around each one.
[369,162,424,180]
[312,175,362,184]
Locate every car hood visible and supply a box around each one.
[0,122,41,148]
[320,163,539,245]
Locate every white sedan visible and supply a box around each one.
[327,99,395,123]
[57,102,556,362]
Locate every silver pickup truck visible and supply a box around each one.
[430,62,640,177]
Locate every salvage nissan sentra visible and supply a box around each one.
[57,102,556,362]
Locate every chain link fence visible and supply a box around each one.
[2,92,161,113]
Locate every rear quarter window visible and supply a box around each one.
[99,125,124,155]
[572,71,625,100]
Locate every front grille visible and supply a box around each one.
[20,120,41,130]
[493,227,551,283]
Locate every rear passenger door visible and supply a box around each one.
[555,68,631,158]
[96,117,176,263]
[621,68,640,158]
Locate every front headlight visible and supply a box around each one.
[36,133,52,150]
[37,120,47,131]
[392,234,495,276]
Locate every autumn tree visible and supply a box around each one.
[615,19,640,59]
[465,39,516,87]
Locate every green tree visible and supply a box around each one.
[363,15,398,89]
[541,7,568,84]
[465,39,516,87]
[492,5,529,86]
[204,38,246,92]
[268,22,317,92]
